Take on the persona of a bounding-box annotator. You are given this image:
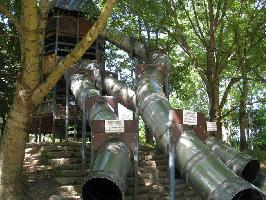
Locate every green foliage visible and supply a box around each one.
[248,149,266,162]
[0,0,265,149]
[138,117,155,148]
[0,11,21,127]
[251,107,266,150]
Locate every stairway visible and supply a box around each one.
[23,142,200,200]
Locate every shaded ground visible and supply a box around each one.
[23,144,59,200]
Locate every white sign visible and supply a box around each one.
[105,120,124,133]
[207,122,217,132]
[183,110,197,125]
[0,117,3,124]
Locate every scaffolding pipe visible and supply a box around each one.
[206,136,260,183]
[69,72,131,200]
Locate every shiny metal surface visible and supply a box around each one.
[176,130,263,200]
[103,77,137,111]
[101,31,147,61]
[69,72,131,200]
[91,63,137,111]
[254,174,266,196]
[134,52,263,200]
[206,136,260,183]
[82,139,131,199]
[88,102,118,121]
[70,73,99,107]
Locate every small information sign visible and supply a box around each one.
[183,110,197,125]
[105,120,124,133]
[206,122,217,132]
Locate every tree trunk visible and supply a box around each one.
[227,120,232,144]
[0,0,117,198]
[0,84,34,199]
[207,79,222,139]
[239,63,248,151]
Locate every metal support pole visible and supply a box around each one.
[38,115,42,143]
[82,96,87,169]
[52,86,56,143]
[164,74,170,100]
[168,110,175,200]
[52,11,60,143]
[65,72,69,141]
[133,105,139,200]
[74,98,78,141]
[133,58,139,200]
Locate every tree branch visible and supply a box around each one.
[191,0,207,45]
[179,0,207,47]
[219,77,241,112]
[214,0,222,28]
[220,99,266,120]
[0,3,24,39]
[31,0,117,105]
[38,0,52,56]
[163,0,208,85]
[0,3,24,38]
[21,0,40,88]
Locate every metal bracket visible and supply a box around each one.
[90,120,138,152]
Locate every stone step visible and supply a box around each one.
[55,177,86,185]
[41,145,87,152]
[138,165,168,173]
[54,163,86,170]
[55,169,89,177]
[56,185,82,195]
[45,151,90,159]
[124,193,175,200]
[139,159,168,167]
[137,171,168,179]
[49,195,80,200]
[127,177,186,187]
[127,178,168,186]
[125,188,199,200]
[140,153,168,161]
[125,184,166,195]
[49,158,89,165]
[26,142,85,148]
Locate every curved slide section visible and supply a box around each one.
[135,53,263,199]
[206,136,260,183]
[98,32,263,199]
[69,70,131,200]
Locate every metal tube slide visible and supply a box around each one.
[206,136,260,183]
[101,30,147,61]
[93,68,137,111]
[134,52,263,199]
[69,72,131,200]
[177,129,263,200]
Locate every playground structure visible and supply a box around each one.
[28,1,264,200]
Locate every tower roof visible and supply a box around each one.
[52,0,96,13]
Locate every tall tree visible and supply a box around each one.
[0,0,116,199]
[232,0,265,150]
